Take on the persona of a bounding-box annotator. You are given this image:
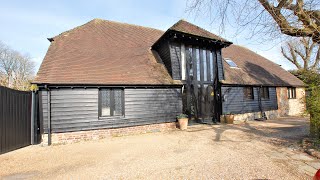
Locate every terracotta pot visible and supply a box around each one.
[225,115,234,124]
[178,118,188,130]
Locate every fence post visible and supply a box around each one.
[47,89,51,145]
[31,91,35,145]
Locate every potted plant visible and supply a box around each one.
[176,114,188,130]
[224,113,234,124]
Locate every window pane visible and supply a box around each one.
[244,87,254,100]
[101,90,111,116]
[225,58,238,67]
[261,87,269,99]
[113,89,123,116]
[188,47,193,81]
[203,49,207,81]
[210,51,214,81]
[197,48,200,81]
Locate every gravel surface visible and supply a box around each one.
[0,117,316,179]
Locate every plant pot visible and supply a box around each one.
[178,118,188,130]
[224,115,234,124]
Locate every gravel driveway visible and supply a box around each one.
[0,117,318,179]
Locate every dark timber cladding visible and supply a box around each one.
[169,42,182,80]
[0,86,31,154]
[155,41,173,77]
[221,86,278,114]
[40,88,182,133]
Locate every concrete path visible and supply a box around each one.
[0,117,318,179]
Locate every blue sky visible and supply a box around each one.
[0,0,296,72]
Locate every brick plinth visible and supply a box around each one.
[42,122,177,145]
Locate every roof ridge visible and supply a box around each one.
[52,19,95,40]
[171,19,205,31]
[51,18,164,40]
[96,18,164,32]
[169,19,231,43]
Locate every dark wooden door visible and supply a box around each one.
[183,46,220,122]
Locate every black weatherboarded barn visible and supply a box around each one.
[33,19,304,144]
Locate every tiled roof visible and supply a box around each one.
[222,45,305,87]
[34,19,179,85]
[169,20,231,44]
[34,18,303,87]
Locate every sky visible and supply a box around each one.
[0,0,297,72]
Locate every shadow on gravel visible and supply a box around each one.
[211,118,309,146]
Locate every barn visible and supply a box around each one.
[33,19,305,144]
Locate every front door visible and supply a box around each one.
[182,46,220,123]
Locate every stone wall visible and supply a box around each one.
[42,122,177,145]
[288,87,306,116]
[276,87,289,116]
[228,110,279,122]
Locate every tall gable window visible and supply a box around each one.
[99,89,124,117]
[244,87,254,100]
[288,87,296,99]
[260,87,269,99]
[225,58,238,68]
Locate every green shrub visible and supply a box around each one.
[176,114,188,119]
[308,86,320,139]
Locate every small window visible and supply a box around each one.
[225,58,238,68]
[260,87,269,99]
[288,87,296,99]
[99,89,124,117]
[244,87,254,100]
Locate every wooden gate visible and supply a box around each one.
[0,86,32,154]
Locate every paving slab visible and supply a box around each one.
[306,161,320,170]
[291,154,315,161]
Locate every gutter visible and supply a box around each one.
[34,83,183,89]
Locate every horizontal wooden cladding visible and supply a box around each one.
[40,88,182,133]
[222,86,277,114]
[41,89,98,133]
[125,88,182,121]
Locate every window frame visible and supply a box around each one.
[288,87,296,99]
[260,87,270,100]
[98,88,125,118]
[243,87,254,100]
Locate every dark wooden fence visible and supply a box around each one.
[0,86,32,154]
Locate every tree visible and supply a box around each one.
[281,37,320,71]
[0,41,35,91]
[186,0,320,43]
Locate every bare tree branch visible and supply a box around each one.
[0,41,35,90]
[186,0,320,43]
[281,37,320,71]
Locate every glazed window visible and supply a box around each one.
[260,87,269,99]
[184,47,215,82]
[288,87,296,99]
[244,87,254,100]
[99,89,124,117]
[225,58,238,68]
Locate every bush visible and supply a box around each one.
[308,86,320,139]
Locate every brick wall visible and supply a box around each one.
[42,122,177,145]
